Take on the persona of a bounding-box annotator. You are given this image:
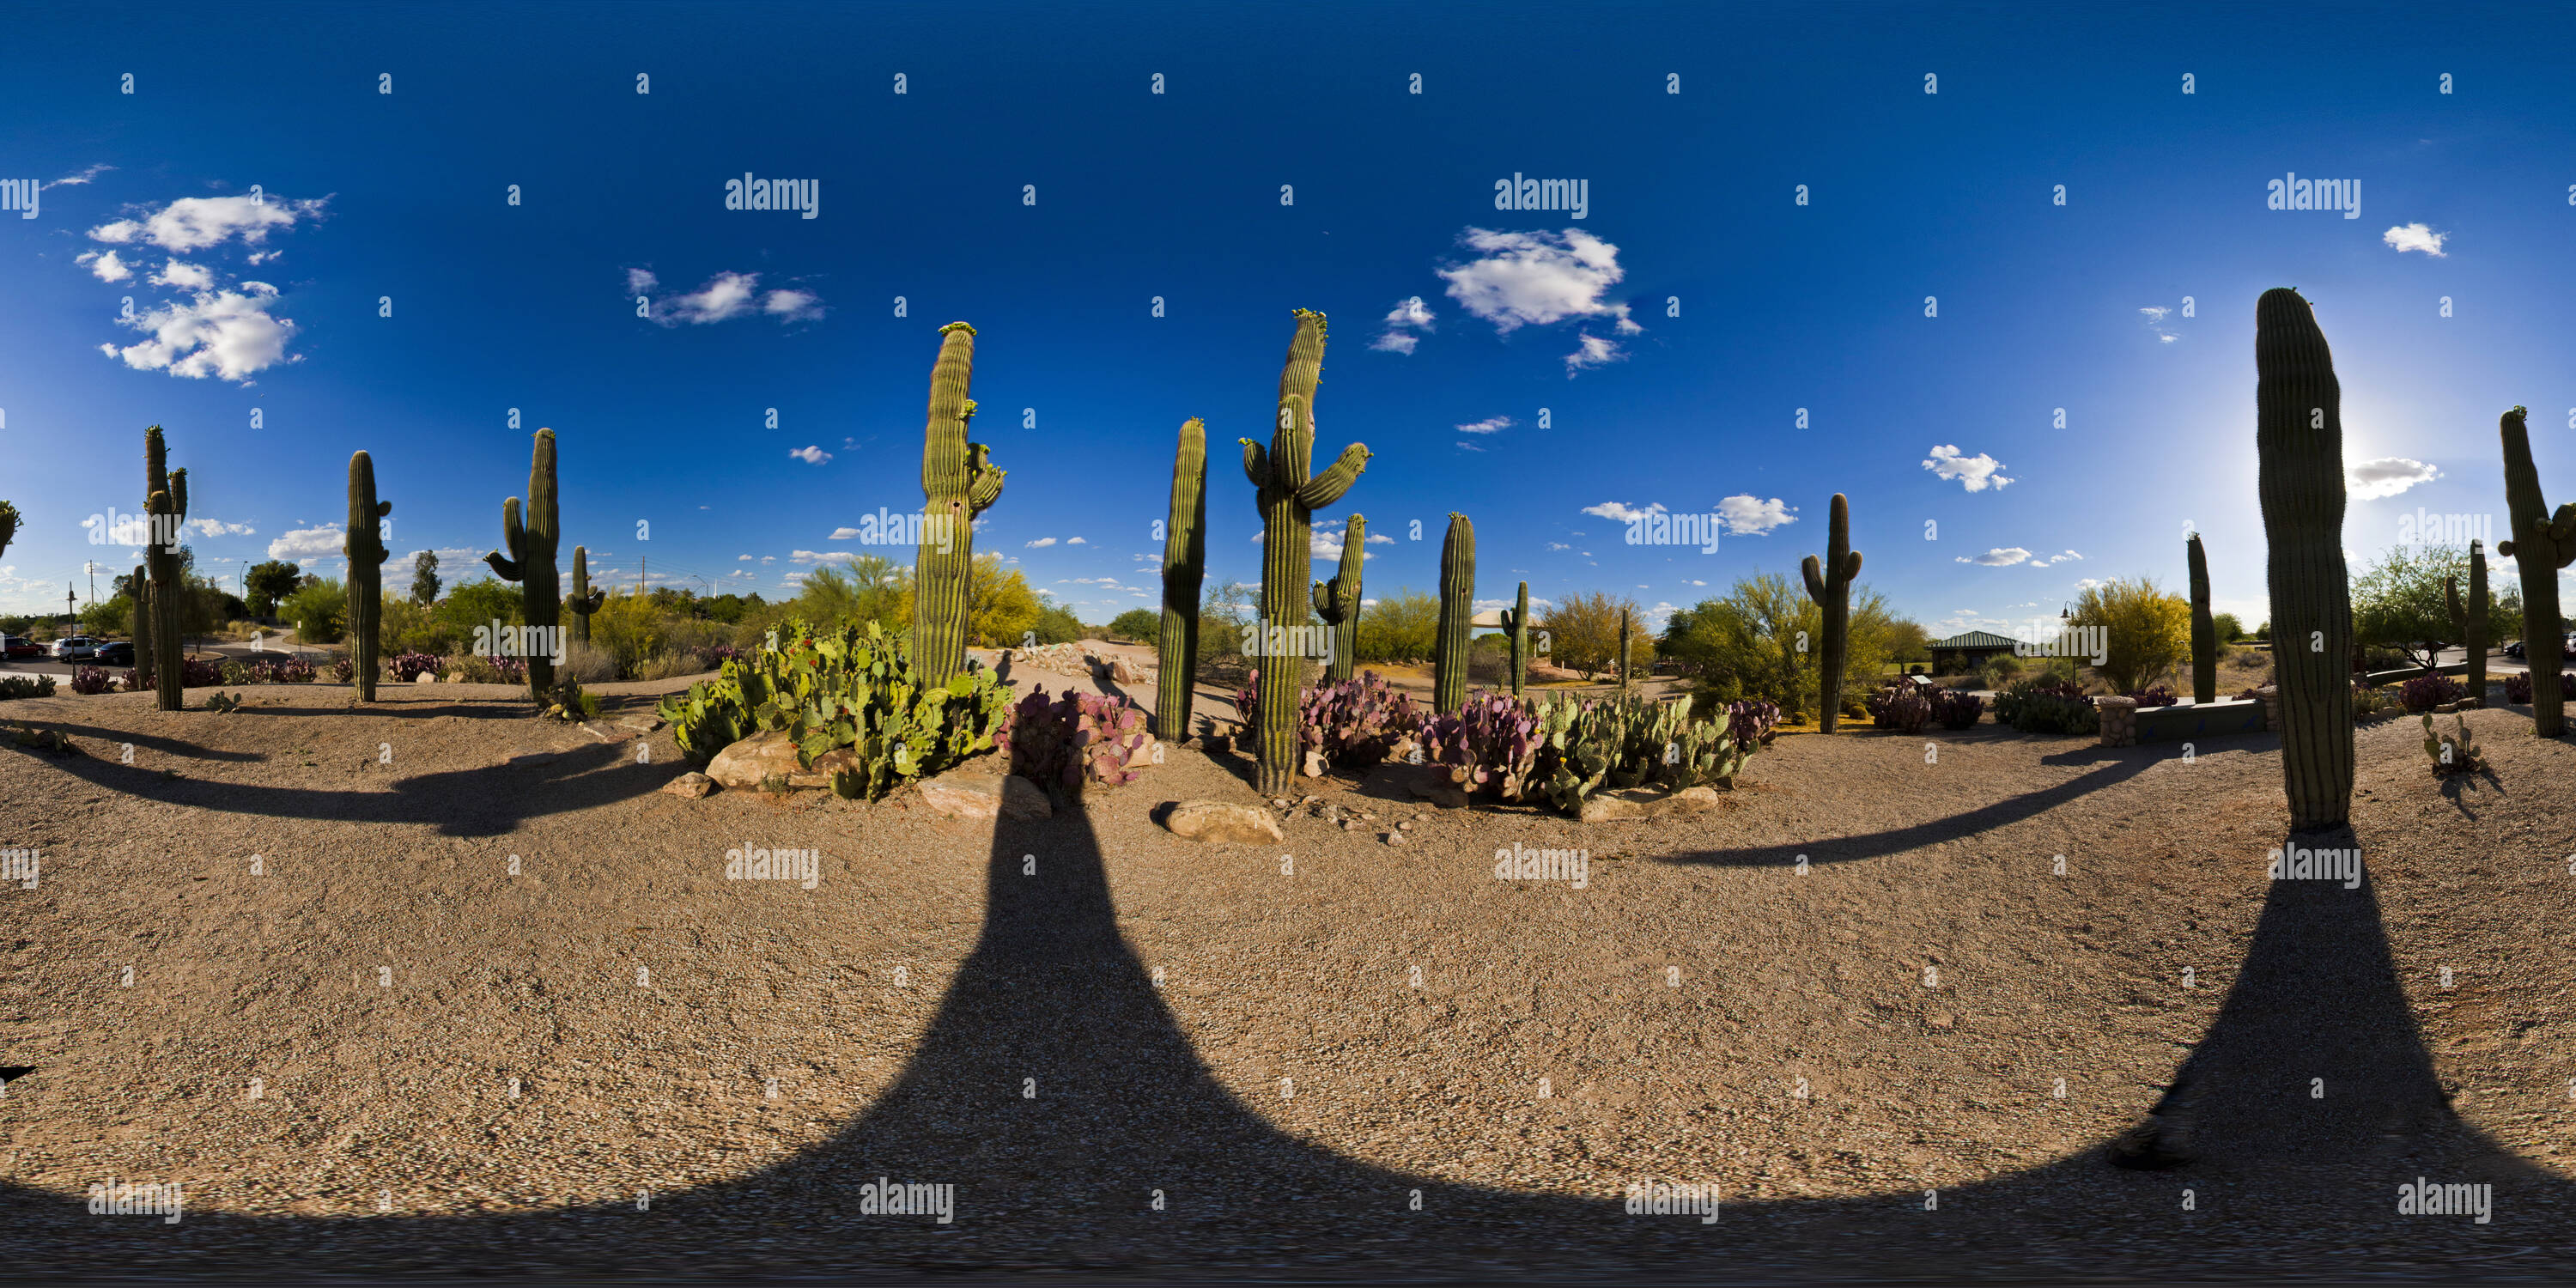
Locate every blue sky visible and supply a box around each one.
[6,0,2574,641]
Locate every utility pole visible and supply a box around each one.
[639,553,647,598]
[86,562,96,610]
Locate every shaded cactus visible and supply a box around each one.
[1242,308,1369,794]
[1153,418,1207,741]
[566,545,607,644]
[143,427,189,711]
[1800,493,1862,732]
[1434,513,1474,714]
[131,562,152,691]
[0,500,17,562]
[484,428,562,702]
[1497,580,1531,697]
[2497,406,2576,736]
[2187,532,2216,705]
[1618,607,1634,695]
[343,452,392,702]
[2254,288,2354,827]
[2443,540,2489,705]
[1311,513,1364,684]
[914,322,1005,688]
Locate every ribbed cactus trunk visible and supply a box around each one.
[2497,405,2575,735]
[1243,309,1369,794]
[2254,289,2355,828]
[344,452,392,702]
[131,563,153,690]
[1311,513,1364,684]
[914,323,1004,687]
[143,427,188,711]
[484,428,562,702]
[1617,608,1634,696]
[2444,541,2490,704]
[1801,494,1862,732]
[1498,580,1530,697]
[2187,532,2216,705]
[1434,513,1474,714]
[566,545,606,645]
[1154,418,1206,742]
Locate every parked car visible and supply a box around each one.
[0,635,39,660]
[91,641,135,666]
[50,635,97,661]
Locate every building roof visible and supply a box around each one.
[1927,629,2022,650]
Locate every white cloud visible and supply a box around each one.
[1455,416,1513,434]
[1564,331,1625,376]
[1581,501,1664,524]
[43,163,112,190]
[2140,305,2181,343]
[1067,536,1087,545]
[1923,444,2014,492]
[1956,547,2034,566]
[1438,227,1635,333]
[640,269,823,326]
[267,525,345,560]
[828,526,861,540]
[789,550,854,563]
[760,556,776,564]
[1371,296,1436,354]
[1025,537,1058,548]
[88,195,327,252]
[1683,579,1705,586]
[186,518,255,538]
[1716,495,1795,535]
[2382,222,2448,257]
[1546,541,1571,550]
[76,250,131,283]
[246,250,280,266]
[787,445,832,465]
[101,282,298,382]
[2348,457,2439,499]
[625,267,659,295]
[1457,440,1485,452]
[762,289,823,322]
[2050,550,2083,563]
[738,554,754,561]
[2074,577,2105,591]
[150,259,215,290]
[1367,532,1394,544]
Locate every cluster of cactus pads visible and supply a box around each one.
[2420,712,2482,776]
[657,619,1011,800]
[1426,691,1777,817]
[1002,688,1157,790]
[1235,670,1424,776]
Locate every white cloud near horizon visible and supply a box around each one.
[1957,547,2034,566]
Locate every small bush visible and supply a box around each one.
[635,648,712,682]
[560,641,620,683]
[71,668,112,696]
[1998,677,2098,735]
[1,673,59,700]
[2397,674,2466,713]
[446,654,529,685]
[2123,685,2179,708]
[2352,683,2395,720]
[390,652,442,683]
[1932,689,1984,729]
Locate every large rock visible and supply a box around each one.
[919,769,1052,820]
[1577,793,1649,823]
[1107,655,1147,685]
[707,730,805,789]
[1162,799,1284,844]
[663,771,715,799]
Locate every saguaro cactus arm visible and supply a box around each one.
[1295,442,1371,509]
[486,497,526,580]
[1241,439,1268,489]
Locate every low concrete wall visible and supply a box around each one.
[2135,697,2266,742]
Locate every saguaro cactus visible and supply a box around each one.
[1498,580,1531,696]
[131,562,152,687]
[1434,513,1475,714]
[344,452,392,701]
[2497,405,2575,735]
[1618,608,1634,695]
[1801,494,1862,732]
[2254,288,2355,826]
[143,427,189,711]
[2443,540,2490,705]
[566,545,606,645]
[1155,418,1206,741]
[0,500,17,562]
[485,428,562,702]
[914,322,1004,686]
[2187,532,2216,705]
[1243,308,1369,794]
[1312,513,1364,684]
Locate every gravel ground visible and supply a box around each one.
[2,681,2573,1279]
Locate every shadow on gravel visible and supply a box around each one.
[0,721,262,761]
[1656,750,2158,867]
[5,794,2568,1278]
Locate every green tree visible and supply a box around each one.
[1661,573,1898,720]
[966,553,1042,647]
[1353,587,1438,664]
[283,576,348,644]
[788,555,910,632]
[410,550,441,605]
[245,560,303,617]
[436,576,525,648]
[2210,612,2245,643]
[1107,607,1161,641]
[1541,591,1638,681]
[81,597,132,637]
[2351,544,2499,674]
[2071,576,2191,692]
[1031,600,1084,645]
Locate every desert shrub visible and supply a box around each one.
[1000,687,1155,791]
[2235,648,2270,667]
[2352,683,2394,720]
[0,673,58,700]
[2069,578,2190,694]
[658,618,1011,800]
[1998,677,2099,735]
[447,653,529,685]
[1353,588,1440,665]
[281,578,347,644]
[2397,674,2466,713]
[71,668,111,696]
[559,641,620,683]
[539,675,599,723]
[1975,653,2025,690]
[2360,647,2416,675]
[2124,685,2179,708]
[1932,689,1984,729]
[635,649,711,681]
[1235,670,1427,775]
[1106,608,1161,642]
[1865,682,1932,732]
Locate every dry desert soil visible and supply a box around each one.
[2,665,2574,1280]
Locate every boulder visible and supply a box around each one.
[1662,786,1724,814]
[1577,793,1648,823]
[663,771,715,799]
[707,730,805,790]
[1162,799,1284,844]
[1108,655,1147,685]
[919,769,1052,820]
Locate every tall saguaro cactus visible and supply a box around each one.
[143,427,189,711]
[2444,541,2490,705]
[131,562,152,687]
[1618,608,1635,695]
[1434,513,1475,714]
[1243,308,1369,794]
[2187,532,2216,705]
[2497,405,2576,735]
[1312,513,1364,683]
[566,546,606,644]
[1155,418,1207,741]
[2254,288,2355,826]
[1498,580,1531,696]
[485,428,562,702]
[0,500,17,563]
[1801,494,1862,732]
[914,322,1004,687]
[344,452,392,701]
